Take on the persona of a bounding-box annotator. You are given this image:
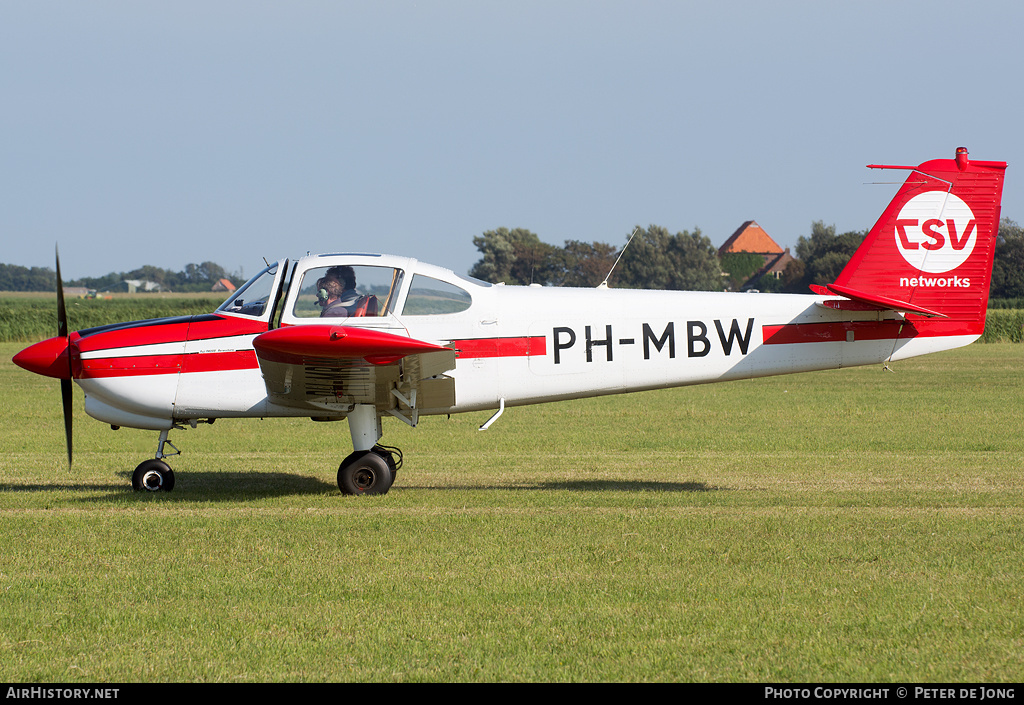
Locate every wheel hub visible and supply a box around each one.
[354,468,376,489]
[141,470,164,491]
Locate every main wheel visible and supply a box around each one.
[132,459,175,492]
[338,450,394,496]
[372,445,401,479]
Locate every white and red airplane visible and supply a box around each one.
[13,148,1007,495]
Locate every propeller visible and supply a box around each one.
[56,246,73,467]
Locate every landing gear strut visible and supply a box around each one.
[132,428,179,492]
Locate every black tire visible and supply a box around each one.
[132,459,175,492]
[372,445,400,479]
[338,450,393,495]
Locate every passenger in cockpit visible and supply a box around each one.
[317,266,360,317]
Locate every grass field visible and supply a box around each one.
[1,341,1022,682]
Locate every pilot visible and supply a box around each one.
[317,266,360,317]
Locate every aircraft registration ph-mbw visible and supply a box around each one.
[12,148,1007,495]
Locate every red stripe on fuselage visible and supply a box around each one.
[762,317,985,345]
[80,354,182,378]
[450,336,547,358]
[79,351,260,378]
[762,320,913,345]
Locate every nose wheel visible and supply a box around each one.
[132,459,175,492]
[131,429,179,492]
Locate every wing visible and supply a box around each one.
[252,325,456,424]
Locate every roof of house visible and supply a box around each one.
[718,220,785,256]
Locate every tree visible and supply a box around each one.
[469,228,561,285]
[751,258,805,293]
[992,218,1024,299]
[558,240,618,287]
[184,261,229,286]
[613,225,722,291]
[793,221,865,291]
[0,264,55,292]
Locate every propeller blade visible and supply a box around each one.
[56,246,72,467]
[61,378,73,467]
[56,245,68,339]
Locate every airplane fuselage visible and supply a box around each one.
[69,255,973,432]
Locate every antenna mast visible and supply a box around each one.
[598,226,640,289]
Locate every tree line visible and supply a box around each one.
[4,219,1023,299]
[469,219,1024,300]
[0,261,236,293]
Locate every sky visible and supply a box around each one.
[2,1,1023,282]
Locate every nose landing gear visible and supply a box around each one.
[131,428,180,492]
[132,458,175,492]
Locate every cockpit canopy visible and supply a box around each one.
[217,255,481,322]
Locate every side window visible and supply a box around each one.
[402,275,473,315]
[291,265,403,318]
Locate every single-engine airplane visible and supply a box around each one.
[13,148,1007,495]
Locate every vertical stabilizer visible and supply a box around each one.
[829,148,1006,337]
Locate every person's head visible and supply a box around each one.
[315,273,343,306]
[316,266,356,306]
[328,266,356,290]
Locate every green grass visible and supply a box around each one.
[1,342,1023,681]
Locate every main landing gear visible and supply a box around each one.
[338,404,402,496]
[338,445,402,495]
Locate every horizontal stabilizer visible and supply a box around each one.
[824,283,947,318]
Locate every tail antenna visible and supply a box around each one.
[598,226,640,289]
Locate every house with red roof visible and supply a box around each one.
[718,220,795,290]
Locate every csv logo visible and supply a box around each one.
[893,192,977,274]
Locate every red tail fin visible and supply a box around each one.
[829,147,1006,337]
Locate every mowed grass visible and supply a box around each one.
[1,342,1022,682]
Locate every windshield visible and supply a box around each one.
[216,262,278,318]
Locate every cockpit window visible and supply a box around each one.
[292,264,404,318]
[402,275,473,315]
[216,263,278,318]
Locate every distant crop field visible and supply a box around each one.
[1,341,1022,682]
[0,294,224,342]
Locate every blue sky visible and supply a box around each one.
[2,1,1022,282]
